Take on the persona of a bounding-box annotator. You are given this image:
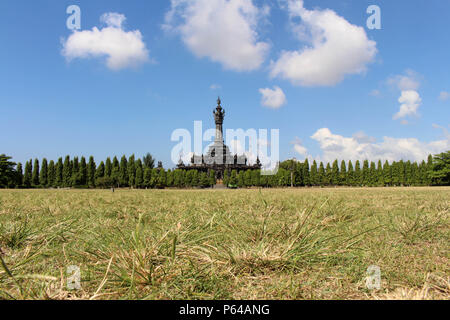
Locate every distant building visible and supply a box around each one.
[177,98,261,180]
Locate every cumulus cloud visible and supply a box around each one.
[163,0,270,71]
[291,137,308,158]
[259,86,287,109]
[309,127,450,163]
[210,84,221,90]
[393,90,422,120]
[62,12,149,70]
[387,69,421,91]
[270,0,377,86]
[439,91,450,101]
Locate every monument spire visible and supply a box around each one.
[213,97,225,143]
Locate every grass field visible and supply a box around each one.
[0,187,448,300]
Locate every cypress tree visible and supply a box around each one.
[383,160,391,186]
[119,155,128,187]
[40,158,48,187]
[354,160,361,186]
[48,160,55,187]
[62,156,71,187]
[128,155,136,187]
[244,170,252,187]
[339,160,347,186]
[105,157,112,177]
[426,155,433,185]
[398,160,406,186]
[0,155,16,188]
[79,157,87,186]
[303,159,310,186]
[96,161,105,181]
[55,158,63,187]
[318,162,325,187]
[32,158,40,187]
[324,163,332,186]
[331,160,339,186]
[310,160,318,186]
[23,160,32,188]
[405,161,412,186]
[143,167,152,188]
[230,170,238,186]
[223,170,230,186]
[347,160,354,186]
[87,156,96,188]
[135,159,143,188]
[209,170,216,186]
[72,157,79,178]
[237,171,245,188]
[376,160,384,186]
[369,161,376,187]
[251,170,260,187]
[111,157,120,187]
[16,162,23,187]
[362,160,369,186]
[411,162,419,186]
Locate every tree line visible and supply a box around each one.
[0,151,449,188]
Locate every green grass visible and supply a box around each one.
[0,187,448,300]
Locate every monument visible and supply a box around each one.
[177,97,261,181]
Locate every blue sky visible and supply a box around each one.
[1,0,449,168]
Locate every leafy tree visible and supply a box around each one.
[223,170,230,186]
[40,158,48,187]
[166,169,174,187]
[191,170,199,187]
[143,153,155,169]
[429,151,450,185]
[32,158,40,187]
[0,154,16,188]
[237,171,245,188]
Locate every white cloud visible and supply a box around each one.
[62,12,149,70]
[439,91,450,101]
[163,0,270,71]
[393,90,422,120]
[369,89,381,97]
[387,69,420,91]
[259,86,287,109]
[292,137,308,158]
[310,127,450,163]
[270,0,377,86]
[210,84,221,90]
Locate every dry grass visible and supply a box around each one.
[0,187,448,300]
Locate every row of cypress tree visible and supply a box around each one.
[4,153,441,188]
